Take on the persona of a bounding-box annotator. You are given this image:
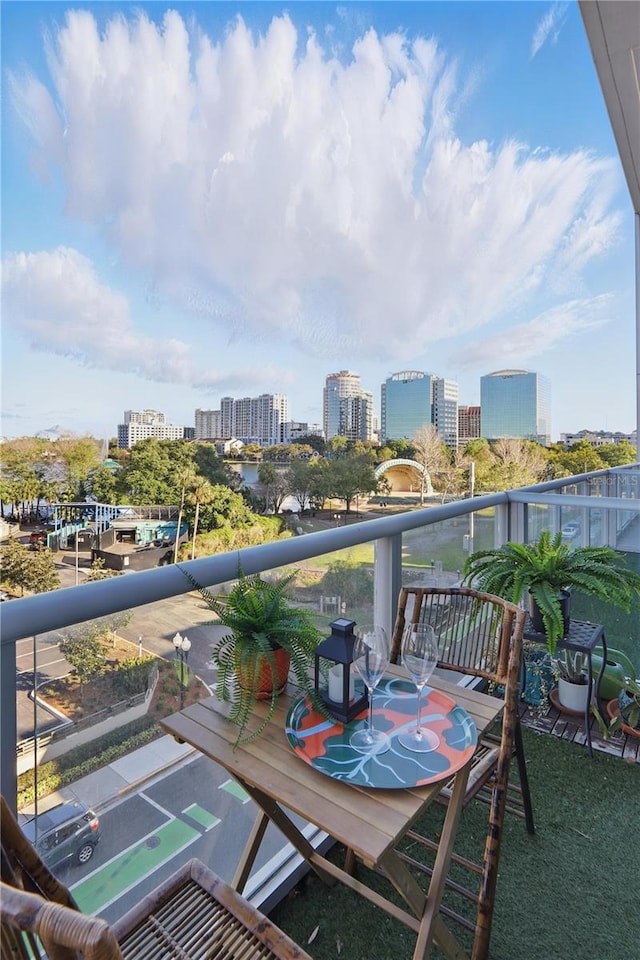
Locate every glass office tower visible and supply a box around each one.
[381,371,433,441]
[480,370,551,445]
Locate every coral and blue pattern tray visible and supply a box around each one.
[285,676,477,789]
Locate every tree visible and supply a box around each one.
[173,465,197,563]
[326,453,377,512]
[308,460,331,512]
[0,539,60,596]
[257,463,289,514]
[286,459,315,513]
[489,439,548,490]
[437,448,471,503]
[84,465,118,503]
[189,478,216,559]
[412,425,448,504]
[85,558,123,581]
[596,441,637,468]
[59,628,108,694]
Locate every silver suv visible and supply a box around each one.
[22,800,101,868]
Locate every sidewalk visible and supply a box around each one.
[19,734,196,821]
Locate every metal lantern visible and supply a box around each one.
[314,618,367,723]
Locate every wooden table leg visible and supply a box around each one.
[237,780,336,887]
[232,809,270,892]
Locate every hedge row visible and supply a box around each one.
[17,715,161,809]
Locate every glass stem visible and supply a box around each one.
[416,684,423,738]
[367,686,374,740]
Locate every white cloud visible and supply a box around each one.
[452,295,614,369]
[7,9,621,374]
[530,3,570,59]
[1,247,290,392]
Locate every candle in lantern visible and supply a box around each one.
[328,664,355,702]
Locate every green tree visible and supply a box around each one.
[0,539,60,596]
[597,441,637,467]
[84,465,119,503]
[326,453,377,512]
[173,465,197,563]
[85,558,123,581]
[308,460,331,512]
[548,440,605,478]
[286,459,315,513]
[59,629,108,694]
[189,478,216,559]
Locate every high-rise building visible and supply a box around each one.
[117,410,185,448]
[195,409,222,439]
[204,394,288,446]
[282,422,324,443]
[323,371,373,440]
[432,378,459,450]
[381,371,458,448]
[458,405,481,443]
[480,370,551,445]
[339,394,373,442]
[381,371,432,442]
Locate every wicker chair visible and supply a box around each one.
[1,796,311,960]
[389,586,534,960]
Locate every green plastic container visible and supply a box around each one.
[591,648,637,701]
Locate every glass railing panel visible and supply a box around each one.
[401,508,496,587]
[16,598,315,925]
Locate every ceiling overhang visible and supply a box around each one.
[580,1,640,215]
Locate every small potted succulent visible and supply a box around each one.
[182,567,324,746]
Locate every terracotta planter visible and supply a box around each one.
[606,697,640,739]
[238,647,291,699]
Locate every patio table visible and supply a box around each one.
[160,664,504,960]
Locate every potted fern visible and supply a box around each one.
[462,531,640,657]
[462,531,640,714]
[182,568,324,746]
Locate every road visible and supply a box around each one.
[52,754,299,925]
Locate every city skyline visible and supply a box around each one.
[2,2,636,441]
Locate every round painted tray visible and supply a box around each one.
[285,676,477,789]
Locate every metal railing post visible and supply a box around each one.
[374,534,402,642]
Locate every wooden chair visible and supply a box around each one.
[1,796,312,960]
[390,586,534,960]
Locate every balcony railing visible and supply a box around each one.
[2,464,638,921]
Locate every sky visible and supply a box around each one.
[1,1,636,443]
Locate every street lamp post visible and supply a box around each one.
[173,632,191,709]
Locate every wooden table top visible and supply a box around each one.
[160,666,503,867]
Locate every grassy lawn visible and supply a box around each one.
[271,727,640,960]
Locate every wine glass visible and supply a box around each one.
[349,626,391,754]
[398,623,440,753]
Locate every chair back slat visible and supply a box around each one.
[391,586,524,687]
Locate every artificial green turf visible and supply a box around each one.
[270,727,639,960]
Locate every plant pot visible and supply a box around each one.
[606,693,640,738]
[522,650,554,706]
[238,647,291,699]
[528,588,571,638]
[556,676,589,714]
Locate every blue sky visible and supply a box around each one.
[1,1,636,442]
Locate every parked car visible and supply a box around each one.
[561,521,581,540]
[22,800,101,869]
